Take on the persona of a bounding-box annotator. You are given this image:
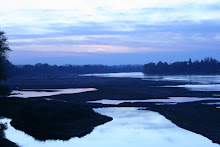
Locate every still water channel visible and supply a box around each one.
[0,107,219,147]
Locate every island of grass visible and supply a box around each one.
[0,97,112,141]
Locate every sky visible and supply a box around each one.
[1,0,220,65]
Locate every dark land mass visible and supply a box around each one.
[0,123,19,147]
[109,101,220,145]
[0,138,18,147]
[0,74,220,145]
[6,63,143,76]
[4,74,220,100]
[0,97,112,141]
[148,102,220,145]
[143,57,220,75]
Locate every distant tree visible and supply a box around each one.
[0,31,11,81]
[188,58,192,65]
[143,58,220,75]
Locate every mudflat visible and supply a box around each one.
[1,74,220,145]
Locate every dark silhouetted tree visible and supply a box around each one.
[0,31,11,81]
[143,58,220,75]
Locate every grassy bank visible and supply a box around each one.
[149,102,220,144]
[0,97,112,141]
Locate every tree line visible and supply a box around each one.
[143,58,220,75]
[6,63,143,76]
[0,31,11,80]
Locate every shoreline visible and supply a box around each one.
[0,98,112,141]
[1,74,220,145]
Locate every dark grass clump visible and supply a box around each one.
[0,123,19,147]
[0,98,112,141]
[0,123,7,137]
[0,85,11,96]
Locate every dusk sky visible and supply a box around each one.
[1,0,220,65]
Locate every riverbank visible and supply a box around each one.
[148,102,220,144]
[0,97,112,142]
[1,74,220,145]
[0,122,19,147]
[0,137,19,147]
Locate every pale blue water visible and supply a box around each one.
[163,84,220,91]
[84,72,220,84]
[0,108,219,147]
[9,88,97,98]
[85,72,220,91]
[88,97,220,105]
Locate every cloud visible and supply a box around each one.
[1,0,220,65]
[10,36,90,43]
[215,34,220,40]
[1,0,219,10]
[5,20,219,55]
[10,44,133,53]
[1,1,220,29]
[9,49,220,65]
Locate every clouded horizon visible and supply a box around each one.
[1,0,220,65]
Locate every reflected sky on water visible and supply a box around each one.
[88,97,220,105]
[84,72,220,84]
[9,88,97,98]
[163,84,220,91]
[0,108,219,147]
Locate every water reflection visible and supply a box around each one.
[83,72,220,84]
[163,84,220,91]
[203,102,220,109]
[204,102,220,105]
[0,108,218,147]
[9,88,97,98]
[85,72,220,92]
[160,75,220,84]
[88,97,220,105]
[82,72,145,78]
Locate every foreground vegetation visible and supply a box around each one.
[149,102,220,144]
[0,97,112,141]
[0,123,18,147]
[0,31,19,147]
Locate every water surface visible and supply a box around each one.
[0,108,219,147]
[9,88,97,98]
[88,97,220,105]
[85,72,220,92]
[163,84,220,91]
[84,72,220,84]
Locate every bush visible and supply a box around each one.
[0,85,11,96]
[0,123,7,138]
